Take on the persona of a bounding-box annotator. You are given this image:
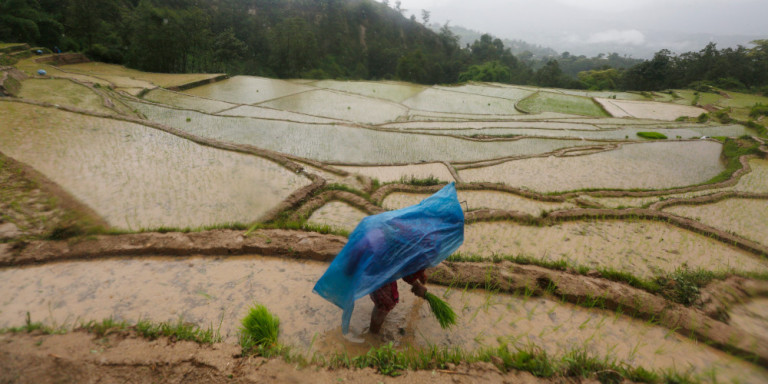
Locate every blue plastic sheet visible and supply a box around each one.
[313,182,464,334]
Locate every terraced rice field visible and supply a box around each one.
[2,60,768,381]
[17,78,113,114]
[459,221,768,279]
[459,141,725,192]
[0,102,309,228]
[595,98,707,121]
[665,199,768,246]
[517,92,608,116]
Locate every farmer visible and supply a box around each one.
[369,269,428,334]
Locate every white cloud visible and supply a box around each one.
[586,29,646,45]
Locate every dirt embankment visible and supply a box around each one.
[0,331,566,384]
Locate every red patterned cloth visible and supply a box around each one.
[369,270,426,311]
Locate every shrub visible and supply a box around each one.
[697,113,709,123]
[711,109,733,123]
[749,104,768,119]
[636,132,667,140]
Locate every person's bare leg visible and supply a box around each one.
[370,306,390,334]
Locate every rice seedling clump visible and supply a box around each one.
[424,292,457,328]
[240,303,280,349]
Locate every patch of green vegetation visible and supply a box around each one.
[711,109,733,124]
[319,183,371,200]
[239,304,280,355]
[656,266,718,306]
[705,137,761,184]
[517,92,609,117]
[135,318,222,344]
[749,104,768,119]
[246,219,350,238]
[0,312,65,335]
[636,132,668,140]
[398,174,441,186]
[80,317,130,337]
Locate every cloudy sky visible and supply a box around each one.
[390,0,768,57]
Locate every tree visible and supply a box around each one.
[534,60,565,87]
[458,61,511,83]
[421,9,430,25]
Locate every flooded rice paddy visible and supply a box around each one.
[0,103,310,228]
[401,88,522,115]
[459,221,768,279]
[459,141,725,192]
[306,201,368,232]
[310,80,425,103]
[433,84,535,102]
[18,78,113,114]
[336,163,455,183]
[182,76,313,104]
[129,101,600,164]
[595,98,707,121]
[258,89,408,124]
[665,198,768,246]
[1,256,765,382]
[143,88,236,114]
[383,191,576,216]
[59,62,223,88]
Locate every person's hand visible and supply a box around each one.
[411,282,427,299]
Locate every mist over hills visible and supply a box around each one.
[431,23,764,60]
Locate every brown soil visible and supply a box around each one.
[0,331,571,384]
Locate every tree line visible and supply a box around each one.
[1,0,766,93]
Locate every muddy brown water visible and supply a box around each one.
[0,103,310,228]
[460,221,768,279]
[1,256,766,381]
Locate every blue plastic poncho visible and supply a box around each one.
[313,182,464,334]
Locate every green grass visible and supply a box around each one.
[0,312,65,335]
[398,174,442,186]
[655,266,718,306]
[517,92,609,117]
[705,137,761,184]
[636,132,668,140]
[445,252,735,307]
[319,183,372,200]
[135,318,222,344]
[239,304,280,354]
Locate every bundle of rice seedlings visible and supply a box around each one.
[240,304,280,348]
[424,292,456,329]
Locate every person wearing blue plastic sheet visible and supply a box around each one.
[313,182,464,335]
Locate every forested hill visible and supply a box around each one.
[1,0,469,83]
[1,0,767,93]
